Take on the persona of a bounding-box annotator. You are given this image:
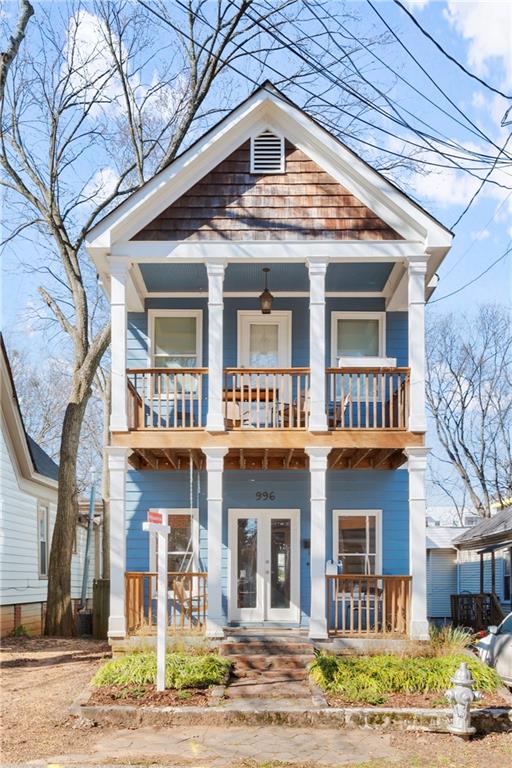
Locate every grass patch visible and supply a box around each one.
[428,624,474,655]
[92,651,231,690]
[310,652,500,705]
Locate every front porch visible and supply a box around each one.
[124,571,411,639]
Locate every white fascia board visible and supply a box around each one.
[86,97,269,249]
[110,239,425,263]
[267,100,453,250]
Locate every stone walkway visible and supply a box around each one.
[46,725,397,766]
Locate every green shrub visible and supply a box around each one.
[310,653,500,705]
[429,624,473,654]
[92,651,231,690]
[9,625,29,638]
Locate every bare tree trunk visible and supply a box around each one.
[45,394,90,635]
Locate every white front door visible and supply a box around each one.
[228,509,300,623]
[238,311,292,369]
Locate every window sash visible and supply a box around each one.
[38,506,48,577]
[150,312,202,369]
[334,511,381,575]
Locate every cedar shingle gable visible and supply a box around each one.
[132,141,402,242]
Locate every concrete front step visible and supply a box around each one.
[225,679,312,699]
[221,641,314,656]
[235,668,309,682]
[233,654,314,671]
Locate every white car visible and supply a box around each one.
[476,612,512,686]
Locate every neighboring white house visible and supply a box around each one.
[426,525,467,623]
[0,335,100,636]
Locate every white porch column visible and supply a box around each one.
[206,262,226,432]
[109,261,129,432]
[307,259,328,431]
[408,256,427,432]
[406,447,429,639]
[306,446,331,639]
[107,446,130,638]
[204,446,228,638]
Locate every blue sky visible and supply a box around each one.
[1,1,511,506]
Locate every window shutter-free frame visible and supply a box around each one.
[250,130,285,174]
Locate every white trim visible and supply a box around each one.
[148,508,200,573]
[228,508,301,624]
[332,509,383,575]
[237,310,292,369]
[147,309,203,368]
[330,311,386,365]
[142,291,385,299]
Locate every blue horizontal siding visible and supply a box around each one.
[129,298,405,369]
[125,468,409,626]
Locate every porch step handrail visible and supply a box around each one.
[125,571,207,634]
[326,574,411,636]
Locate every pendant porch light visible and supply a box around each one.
[259,268,273,314]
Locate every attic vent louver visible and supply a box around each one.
[250,130,285,174]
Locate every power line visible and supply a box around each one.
[429,244,511,304]
[366,0,512,162]
[241,6,512,188]
[293,2,509,156]
[271,0,512,165]
[393,0,512,102]
[148,0,512,190]
[451,134,512,229]
[441,192,512,280]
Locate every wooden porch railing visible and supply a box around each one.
[223,368,311,429]
[451,592,505,632]
[327,575,411,636]
[326,368,409,430]
[125,571,207,634]
[127,369,208,429]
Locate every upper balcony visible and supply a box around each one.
[127,365,410,432]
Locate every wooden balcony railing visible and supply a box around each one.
[223,368,311,429]
[327,574,411,636]
[125,367,410,432]
[125,571,207,634]
[326,368,409,430]
[127,369,208,429]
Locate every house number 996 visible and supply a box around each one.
[256,491,275,501]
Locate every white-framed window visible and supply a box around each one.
[250,129,285,174]
[148,310,202,369]
[149,509,200,573]
[37,503,49,578]
[331,312,385,365]
[333,509,382,575]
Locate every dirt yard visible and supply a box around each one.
[0,636,110,762]
[1,637,511,767]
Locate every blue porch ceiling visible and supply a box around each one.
[138,262,394,293]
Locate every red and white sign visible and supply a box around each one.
[147,509,164,525]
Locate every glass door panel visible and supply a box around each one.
[237,518,258,610]
[270,519,291,610]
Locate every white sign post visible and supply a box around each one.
[143,510,170,692]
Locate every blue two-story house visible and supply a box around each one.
[86,83,453,648]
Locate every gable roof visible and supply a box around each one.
[86,82,453,253]
[453,506,512,550]
[1,335,59,486]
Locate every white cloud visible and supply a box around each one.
[404,0,430,10]
[471,228,490,241]
[83,167,119,208]
[443,1,512,88]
